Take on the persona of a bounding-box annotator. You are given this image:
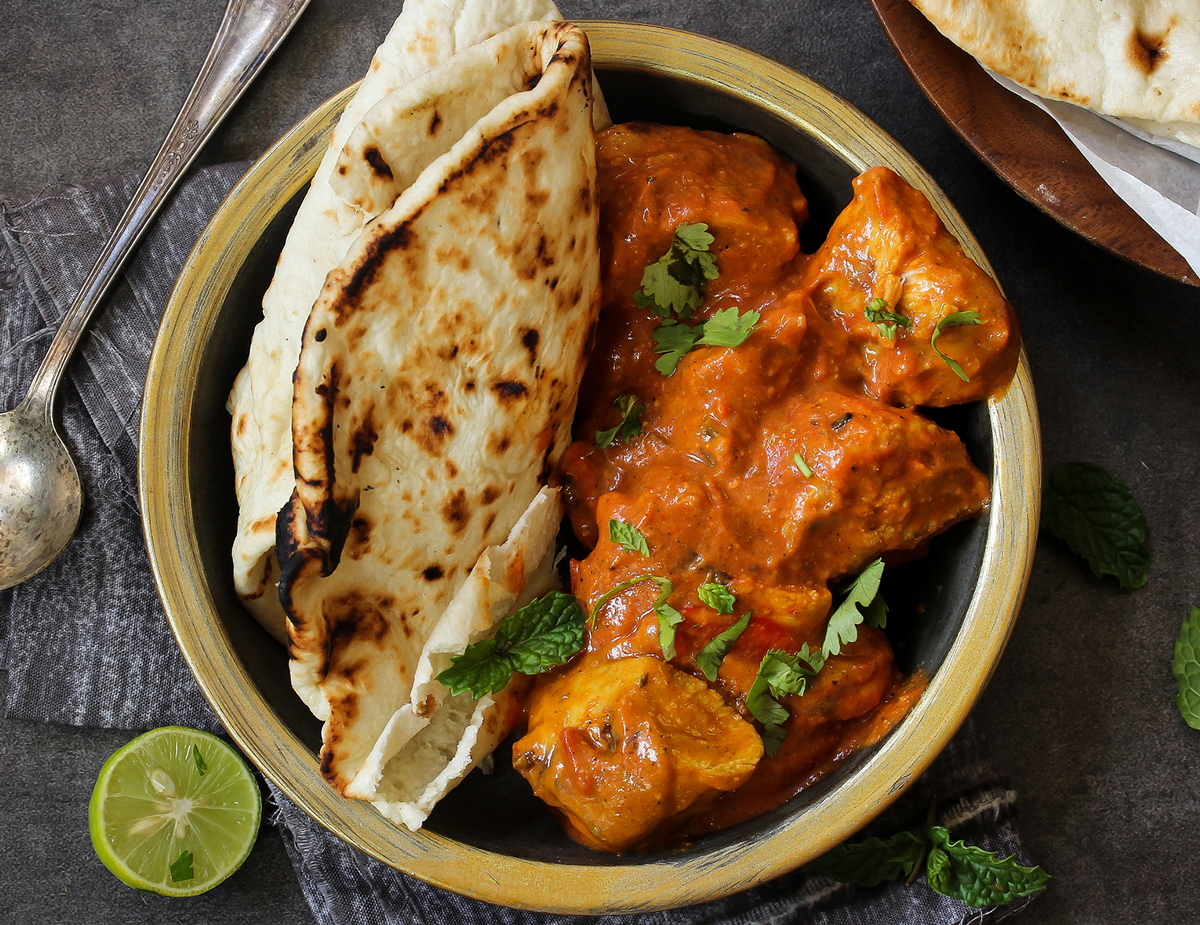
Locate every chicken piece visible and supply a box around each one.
[512,655,763,852]
[801,166,1019,407]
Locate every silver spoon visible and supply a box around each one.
[0,0,310,590]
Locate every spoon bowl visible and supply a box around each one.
[0,403,82,589]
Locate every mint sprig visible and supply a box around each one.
[698,582,736,614]
[696,611,751,682]
[595,394,642,448]
[1041,462,1149,591]
[809,820,1049,908]
[931,310,981,381]
[1173,606,1200,730]
[633,223,719,318]
[608,518,650,556]
[822,558,886,658]
[437,591,586,698]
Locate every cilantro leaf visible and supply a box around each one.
[1041,462,1149,590]
[930,310,981,382]
[192,745,207,777]
[793,452,813,478]
[822,559,885,658]
[864,298,911,341]
[652,308,760,376]
[169,849,195,883]
[633,223,719,318]
[652,319,701,375]
[808,830,927,886]
[696,611,751,681]
[595,394,642,447]
[609,519,650,556]
[925,826,1050,907]
[695,307,760,348]
[437,591,586,697]
[746,646,824,755]
[698,582,736,614]
[1173,606,1200,731]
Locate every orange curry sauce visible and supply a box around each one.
[511,123,1019,853]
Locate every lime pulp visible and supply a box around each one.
[88,726,262,897]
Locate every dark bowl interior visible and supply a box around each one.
[187,64,991,864]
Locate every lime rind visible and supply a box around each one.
[89,726,262,897]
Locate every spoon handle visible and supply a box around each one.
[20,0,311,418]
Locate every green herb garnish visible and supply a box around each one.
[633,223,719,318]
[588,575,681,659]
[437,591,586,698]
[192,746,207,777]
[698,582,736,614]
[652,308,761,375]
[595,393,643,447]
[822,558,887,658]
[696,611,751,682]
[810,822,1049,907]
[169,850,195,883]
[746,644,825,756]
[1040,462,1149,591]
[864,297,911,340]
[793,452,813,477]
[1173,606,1200,731]
[608,519,650,556]
[930,310,981,381]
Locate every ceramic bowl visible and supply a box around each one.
[140,20,1040,913]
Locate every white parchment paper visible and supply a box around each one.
[988,71,1200,278]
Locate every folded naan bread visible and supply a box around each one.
[228,0,579,643]
[276,19,601,798]
[909,0,1200,147]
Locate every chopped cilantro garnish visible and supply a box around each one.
[931,310,981,381]
[822,558,887,658]
[652,308,761,375]
[793,452,813,477]
[595,394,642,447]
[696,611,751,681]
[633,223,719,318]
[864,297,911,340]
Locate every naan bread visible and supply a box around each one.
[909,0,1200,146]
[228,0,571,643]
[276,19,601,794]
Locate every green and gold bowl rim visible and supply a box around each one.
[140,20,1040,914]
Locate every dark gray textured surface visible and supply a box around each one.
[2,0,1199,921]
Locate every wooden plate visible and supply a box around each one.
[870,0,1199,287]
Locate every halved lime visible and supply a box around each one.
[89,726,262,896]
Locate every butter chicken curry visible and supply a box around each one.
[510,122,1019,853]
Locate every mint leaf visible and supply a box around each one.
[1041,462,1149,591]
[925,826,1049,907]
[192,745,207,777]
[656,598,684,660]
[696,612,751,681]
[931,310,981,381]
[1173,606,1200,730]
[652,319,701,375]
[746,646,824,755]
[808,830,926,886]
[822,558,885,658]
[698,582,736,614]
[437,591,586,697]
[169,849,195,883]
[793,452,813,477]
[609,519,650,556]
[595,394,642,447]
[864,298,911,341]
[634,223,719,318]
[695,307,760,348]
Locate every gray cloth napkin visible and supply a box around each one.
[0,164,1039,925]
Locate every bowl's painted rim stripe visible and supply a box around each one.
[140,20,1040,913]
